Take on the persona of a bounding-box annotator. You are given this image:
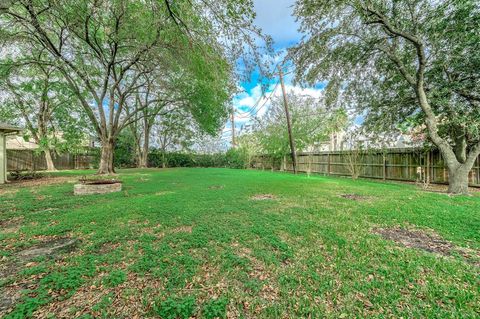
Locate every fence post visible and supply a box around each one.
[32,151,35,171]
[382,153,386,181]
[427,151,431,184]
[327,152,331,175]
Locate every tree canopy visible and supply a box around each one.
[239,93,347,161]
[0,0,270,174]
[291,0,480,193]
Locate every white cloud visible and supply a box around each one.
[221,0,323,145]
[253,0,301,47]
[232,82,326,128]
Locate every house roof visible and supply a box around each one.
[6,136,38,150]
[0,123,22,134]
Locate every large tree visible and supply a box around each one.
[292,0,480,194]
[1,0,264,174]
[0,62,85,171]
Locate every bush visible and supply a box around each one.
[9,170,44,181]
[225,148,248,169]
[148,151,230,169]
[117,148,249,170]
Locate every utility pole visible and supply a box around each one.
[231,108,236,148]
[278,65,297,174]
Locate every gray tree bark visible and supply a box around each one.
[44,149,57,172]
[98,139,115,175]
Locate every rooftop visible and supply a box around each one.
[0,123,22,134]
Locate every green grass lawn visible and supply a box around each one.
[1,168,479,318]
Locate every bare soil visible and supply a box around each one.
[0,237,80,316]
[208,185,225,190]
[374,226,479,265]
[4,176,75,188]
[250,194,277,201]
[17,238,79,261]
[340,193,369,201]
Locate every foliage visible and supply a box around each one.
[1,168,479,318]
[102,270,126,288]
[342,131,368,180]
[236,132,262,167]
[201,297,228,319]
[147,151,229,168]
[114,131,137,168]
[0,62,87,155]
[8,170,44,181]
[0,0,271,174]
[243,93,347,160]
[153,296,196,319]
[153,110,198,154]
[291,0,480,193]
[225,148,249,169]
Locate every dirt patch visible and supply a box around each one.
[208,185,224,190]
[374,226,479,264]
[171,226,193,233]
[0,217,24,234]
[231,242,279,301]
[33,272,163,319]
[340,193,369,201]
[250,194,277,201]
[6,176,75,188]
[0,238,80,316]
[17,237,79,261]
[0,188,18,196]
[419,183,480,195]
[155,191,174,196]
[0,284,26,316]
[98,242,122,255]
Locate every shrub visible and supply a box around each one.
[148,151,229,169]
[9,170,44,181]
[225,148,248,169]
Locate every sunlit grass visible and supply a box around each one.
[1,168,479,318]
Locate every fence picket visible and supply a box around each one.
[251,148,480,187]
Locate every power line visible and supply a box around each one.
[236,80,280,119]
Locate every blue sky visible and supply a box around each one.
[222,0,330,142]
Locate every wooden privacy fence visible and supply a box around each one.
[251,148,480,187]
[7,150,96,171]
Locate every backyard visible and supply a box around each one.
[0,168,479,318]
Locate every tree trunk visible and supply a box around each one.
[138,153,148,168]
[447,165,470,195]
[162,151,166,168]
[44,149,57,171]
[98,139,115,175]
[138,128,150,168]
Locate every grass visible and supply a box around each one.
[0,168,479,318]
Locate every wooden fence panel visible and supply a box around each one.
[7,150,96,171]
[253,148,480,187]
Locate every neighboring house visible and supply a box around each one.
[6,136,39,150]
[307,129,421,152]
[6,134,95,151]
